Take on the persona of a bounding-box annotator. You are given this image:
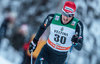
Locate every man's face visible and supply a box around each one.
[62,14,73,24]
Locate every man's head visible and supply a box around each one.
[62,1,76,24]
[6,12,17,24]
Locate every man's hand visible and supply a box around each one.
[71,35,78,45]
[29,41,37,53]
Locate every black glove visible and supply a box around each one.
[71,35,79,44]
[29,41,37,53]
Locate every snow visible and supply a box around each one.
[0,56,13,64]
[0,0,10,8]
[0,38,23,64]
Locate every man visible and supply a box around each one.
[0,12,16,44]
[29,1,83,64]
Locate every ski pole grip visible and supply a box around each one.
[40,58,44,61]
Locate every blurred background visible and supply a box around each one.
[0,0,100,64]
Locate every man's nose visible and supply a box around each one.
[65,16,68,19]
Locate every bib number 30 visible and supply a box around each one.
[54,34,66,44]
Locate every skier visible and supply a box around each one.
[29,1,83,64]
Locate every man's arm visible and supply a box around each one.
[0,18,9,37]
[29,14,54,53]
[33,14,54,44]
[74,21,83,51]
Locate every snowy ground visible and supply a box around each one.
[0,56,13,64]
[0,38,23,64]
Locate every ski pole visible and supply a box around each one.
[31,51,33,64]
[40,58,44,64]
[66,44,74,64]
